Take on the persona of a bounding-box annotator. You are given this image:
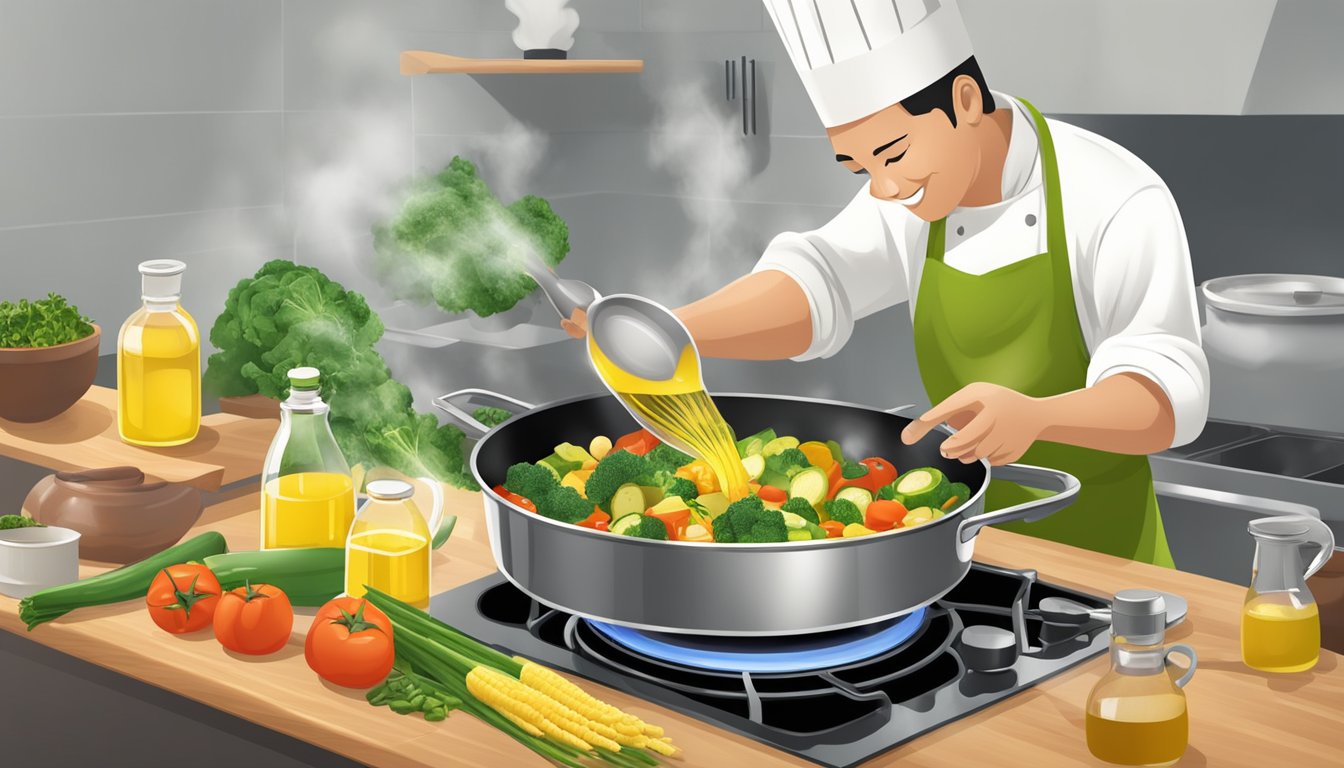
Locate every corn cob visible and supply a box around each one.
[468,666,625,752]
[515,658,671,743]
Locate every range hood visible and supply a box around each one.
[959,0,1337,115]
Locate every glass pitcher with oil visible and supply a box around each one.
[345,477,444,608]
[1242,515,1335,672]
[118,259,200,446]
[260,368,355,549]
[1086,589,1196,767]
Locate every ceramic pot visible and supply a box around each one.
[0,324,101,423]
[26,466,203,564]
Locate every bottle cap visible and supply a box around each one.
[367,479,415,501]
[287,367,321,390]
[1111,588,1166,644]
[139,260,185,302]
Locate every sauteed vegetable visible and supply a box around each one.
[499,427,974,544]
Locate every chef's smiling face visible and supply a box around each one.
[827,75,991,222]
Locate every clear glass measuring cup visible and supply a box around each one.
[345,473,453,609]
[1241,515,1335,672]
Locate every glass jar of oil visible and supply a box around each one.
[260,368,355,550]
[346,477,444,608]
[1086,589,1196,767]
[117,260,200,446]
[1242,515,1335,673]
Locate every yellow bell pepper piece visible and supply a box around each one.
[842,523,877,538]
[561,469,594,498]
[675,460,720,495]
[798,441,835,473]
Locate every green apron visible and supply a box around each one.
[911,99,1175,567]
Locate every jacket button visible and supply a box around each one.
[956,225,965,236]
[1025,214,1037,226]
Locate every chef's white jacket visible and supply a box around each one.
[752,93,1210,448]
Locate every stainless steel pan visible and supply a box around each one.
[436,389,1079,636]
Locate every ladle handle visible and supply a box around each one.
[433,389,536,437]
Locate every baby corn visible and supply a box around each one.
[515,657,676,752]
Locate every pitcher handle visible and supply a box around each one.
[415,476,455,550]
[1301,515,1336,579]
[1165,643,1198,689]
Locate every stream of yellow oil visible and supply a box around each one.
[589,340,750,501]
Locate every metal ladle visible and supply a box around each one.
[525,259,699,448]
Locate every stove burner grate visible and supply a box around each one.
[583,607,928,674]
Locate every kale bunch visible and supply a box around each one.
[372,156,570,318]
[203,259,473,488]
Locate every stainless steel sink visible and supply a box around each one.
[1163,420,1269,459]
[1191,434,1344,479]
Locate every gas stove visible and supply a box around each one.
[430,563,1113,768]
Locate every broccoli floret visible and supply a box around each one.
[621,516,669,540]
[637,468,700,502]
[780,497,820,525]
[535,486,595,524]
[645,443,695,474]
[504,462,558,503]
[765,448,812,479]
[714,496,789,544]
[585,450,650,511]
[824,498,864,526]
[472,406,512,428]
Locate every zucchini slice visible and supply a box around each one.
[735,428,776,458]
[761,436,801,457]
[787,466,830,506]
[610,483,648,519]
[609,513,644,536]
[741,454,765,482]
[893,468,948,509]
[834,486,874,514]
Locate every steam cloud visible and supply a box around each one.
[643,80,752,300]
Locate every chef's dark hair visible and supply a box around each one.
[900,57,994,127]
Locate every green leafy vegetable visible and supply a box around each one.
[372,156,571,318]
[0,514,43,530]
[714,496,789,544]
[472,406,512,428]
[0,293,94,348]
[203,260,473,488]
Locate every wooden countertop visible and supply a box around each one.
[2,486,1342,768]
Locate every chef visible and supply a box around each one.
[568,0,1208,566]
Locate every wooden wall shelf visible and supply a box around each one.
[400,51,643,76]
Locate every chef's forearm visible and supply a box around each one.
[674,271,814,360]
[1035,373,1176,455]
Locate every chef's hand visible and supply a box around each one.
[900,382,1043,466]
[561,308,588,339]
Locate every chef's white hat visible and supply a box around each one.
[762,0,975,127]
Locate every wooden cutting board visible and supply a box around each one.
[0,386,276,491]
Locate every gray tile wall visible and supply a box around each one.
[0,0,285,353]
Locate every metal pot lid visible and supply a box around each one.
[1202,274,1344,317]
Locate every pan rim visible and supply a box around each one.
[468,391,989,550]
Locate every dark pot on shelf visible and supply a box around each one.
[0,325,101,423]
[25,466,203,564]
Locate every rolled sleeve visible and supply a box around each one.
[751,188,907,361]
[1084,187,1210,448]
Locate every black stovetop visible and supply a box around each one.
[429,563,1111,768]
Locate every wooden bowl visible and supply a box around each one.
[0,324,101,423]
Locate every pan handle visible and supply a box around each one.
[958,463,1080,544]
[433,388,536,437]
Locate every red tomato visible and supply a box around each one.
[860,458,898,492]
[577,509,611,530]
[305,597,395,689]
[213,582,294,655]
[756,485,788,504]
[613,429,660,456]
[820,520,845,539]
[864,500,909,532]
[146,564,222,635]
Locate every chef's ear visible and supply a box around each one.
[951,74,988,128]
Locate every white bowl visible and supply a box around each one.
[0,526,80,599]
